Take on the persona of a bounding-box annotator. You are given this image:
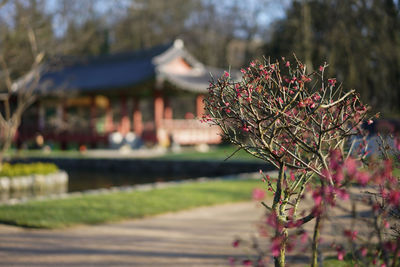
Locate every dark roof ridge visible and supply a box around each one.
[50,42,174,69]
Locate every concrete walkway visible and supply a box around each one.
[0,191,373,267]
[0,202,264,267]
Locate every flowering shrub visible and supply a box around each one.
[204,57,379,266]
[326,137,400,267]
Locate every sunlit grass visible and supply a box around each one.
[0,178,263,229]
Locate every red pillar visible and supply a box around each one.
[57,101,67,150]
[154,90,164,128]
[132,97,143,136]
[196,94,205,118]
[119,96,130,135]
[104,98,113,133]
[90,95,97,135]
[164,96,173,119]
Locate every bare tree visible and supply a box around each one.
[0,1,45,169]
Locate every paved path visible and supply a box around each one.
[0,202,264,267]
[0,190,372,267]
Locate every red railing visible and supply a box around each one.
[160,119,221,145]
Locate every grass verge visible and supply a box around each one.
[0,179,262,229]
[322,259,353,267]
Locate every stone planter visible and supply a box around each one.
[0,171,68,202]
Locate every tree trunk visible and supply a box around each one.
[302,0,313,73]
[273,163,287,267]
[311,215,321,267]
[274,229,288,267]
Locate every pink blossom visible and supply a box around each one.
[344,157,357,176]
[367,119,373,125]
[312,190,322,206]
[319,65,324,72]
[336,247,345,261]
[336,188,349,200]
[388,190,400,206]
[343,229,358,241]
[242,259,252,266]
[252,188,266,201]
[356,172,370,186]
[328,78,337,86]
[290,172,295,181]
[266,212,279,229]
[395,138,400,151]
[302,75,312,82]
[329,149,342,170]
[224,71,230,77]
[360,247,368,257]
[384,220,390,229]
[300,232,308,244]
[285,61,290,67]
[232,240,240,248]
[312,94,321,101]
[384,241,397,252]
[298,101,306,108]
[271,237,282,257]
[333,171,344,184]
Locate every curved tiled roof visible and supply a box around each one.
[14,40,235,95]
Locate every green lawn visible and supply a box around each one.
[0,179,263,229]
[322,259,353,267]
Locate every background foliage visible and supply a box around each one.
[0,0,399,114]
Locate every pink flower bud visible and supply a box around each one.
[337,247,345,261]
[232,240,240,247]
[252,188,266,201]
[328,78,337,86]
[360,247,368,256]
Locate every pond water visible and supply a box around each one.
[24,158,269,193]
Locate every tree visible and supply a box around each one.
[0,0,49,168]
[265,0,400,114]
[110,0,197,52]
[204,57,371,266]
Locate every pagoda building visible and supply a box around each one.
[16,40,231,149]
